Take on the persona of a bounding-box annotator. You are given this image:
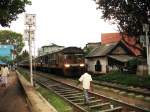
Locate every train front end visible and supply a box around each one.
[63,47,86,77]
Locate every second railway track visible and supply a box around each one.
[93,81,150,97]
[34,73,150,112]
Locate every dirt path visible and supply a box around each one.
[0,71,30,112]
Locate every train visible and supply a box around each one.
[19,47,86,77]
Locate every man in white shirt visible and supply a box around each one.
[77,72,93,105]
[1,65,9,87]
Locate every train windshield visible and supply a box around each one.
[65,54,84,63]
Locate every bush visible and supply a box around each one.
[94,71,150,89]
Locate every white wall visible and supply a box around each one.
[86,57,108,74]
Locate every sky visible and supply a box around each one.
[0,0,118,54]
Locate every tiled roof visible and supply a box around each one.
[86,42,118,58]
[108,55,136,62]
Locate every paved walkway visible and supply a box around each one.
[0,71,30,112]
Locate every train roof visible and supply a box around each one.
[36,47,84,58]
[61,47,84,54]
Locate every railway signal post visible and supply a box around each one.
[24,14,36,86]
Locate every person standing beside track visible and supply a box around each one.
[77,72,93,105]
[1,65,9,87]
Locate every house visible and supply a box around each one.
[84,33,143,74]
[85,40,142,74]
[38,43,64,56]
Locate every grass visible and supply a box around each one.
[17,68,30,81]
[93,71,150,89]
[36,86,72,112]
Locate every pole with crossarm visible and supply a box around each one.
[24,14,36,86]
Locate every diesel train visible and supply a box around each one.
[20,47,86,77]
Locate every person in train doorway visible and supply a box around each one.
[77,70,93,105]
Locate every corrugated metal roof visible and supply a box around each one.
[86,42,118,58]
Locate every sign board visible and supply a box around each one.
[143,24,149,32]
[24,29,35,41]
[25,14,36,26]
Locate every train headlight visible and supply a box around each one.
[64,64,70,68]
[80,64,85,67]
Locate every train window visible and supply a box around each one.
[64,54,84,63]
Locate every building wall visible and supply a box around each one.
[86,57,108,74]
[0,45,14,60]
[38,45,64,56]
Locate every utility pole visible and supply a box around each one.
[24,14,36,86]
[143,24,150,75]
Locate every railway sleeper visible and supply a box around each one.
[70,97,95,103]
[59,92,81,96]
[53,87,75,91]
[52,87,76,91]
[62,93,83,97]
[36,78,49,82]
[89,102,110,109]
[54,88,75,91]
[46,84,60,88]
[54,89,77,92]
[100,106,122,112]
[56,91,80,94]
[76,99,102,105]
[66,95,86,99]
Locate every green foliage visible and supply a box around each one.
[0,30,25,54]
[0,56,10,63]
[125,59,139,71]
[127,59,137,66]
[0,0,31,27]
[15,50,29,63]
[18,68,30,81]
[94,71,150,89]
[95,0,150,37]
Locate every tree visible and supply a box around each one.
[0,30,25,54]
[15,50,29,63]
[95,0,150,37]
[0,0,31,27]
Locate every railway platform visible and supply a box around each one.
[0,71,30,112]
[0,71,57,112]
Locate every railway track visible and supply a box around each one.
[21,68,150,99]
[93,81,150,97]
[34,74,150,112]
